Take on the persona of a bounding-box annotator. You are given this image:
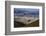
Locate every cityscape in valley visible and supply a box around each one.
[14,8,39,27]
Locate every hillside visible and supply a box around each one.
[14,20,39,27]
[25,20,39,27]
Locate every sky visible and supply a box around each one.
[14,8,39,17]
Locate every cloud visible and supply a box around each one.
[14,8,39,16]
